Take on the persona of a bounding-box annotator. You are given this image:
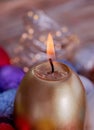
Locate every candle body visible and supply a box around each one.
[14,62,86,130]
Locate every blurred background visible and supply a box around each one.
[0,1,94,129]
[0,0,94,42]
[0,0,94,82]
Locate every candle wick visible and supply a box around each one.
[49,58,54,73]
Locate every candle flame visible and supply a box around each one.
[47,33,55,59]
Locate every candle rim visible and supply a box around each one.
[31,61,71,81]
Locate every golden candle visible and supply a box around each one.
[14,34,86,130]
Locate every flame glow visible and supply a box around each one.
[47,33,55,59]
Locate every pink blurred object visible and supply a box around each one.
[15,116,31,130]
[0,47,10,66]
[0,123,14,130]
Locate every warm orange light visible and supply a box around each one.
[47,33,55,59]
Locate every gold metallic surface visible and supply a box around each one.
[14,62,86,130]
